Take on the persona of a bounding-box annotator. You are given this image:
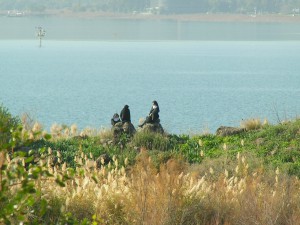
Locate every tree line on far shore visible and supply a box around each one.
[1,0,300,15]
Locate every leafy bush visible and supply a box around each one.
[0,104,21,149]
[131,131,171,151]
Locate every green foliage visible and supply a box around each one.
[34,196,64,224]
[30,135,139,169]
[174,134,235,163]
[0,105,78,224]
[161,119,300,176]
[131,131,171,151]
[0,140,49,223]
[0,104,21,149]
[0,134,87,224]
[26,117,300,177]
[31,137,107,168]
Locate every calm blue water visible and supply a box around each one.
[1,40,300,134]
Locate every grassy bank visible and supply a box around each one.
[1,104,300,224]
[30,117,300,176]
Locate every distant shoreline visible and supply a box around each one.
[1,10,300,23]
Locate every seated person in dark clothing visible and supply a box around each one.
[139,100,160,127]
[120,105,131,123]
[111,113,121,126]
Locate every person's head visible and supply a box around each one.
[113,113,120,121]
[152,101,158,106]
[124,105,129,109]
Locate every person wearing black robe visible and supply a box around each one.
[139,101,160,127]
[120,105,131,123]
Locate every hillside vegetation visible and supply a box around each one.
[31,117,300,177]
[1,104,300,224]
[1,0,300,14]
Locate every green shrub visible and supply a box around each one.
[131,131,170,151]
[0,104,21,149]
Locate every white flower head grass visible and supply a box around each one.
[224,169,229,178]
[237,152,240,160]
[235,165,239,174]
[32,121,42,133]
[62,162,67,172]
[241,139,244,146]
[70,124,78,136]
[242,156,246,164]
[101,157,105,165]
[64,128,70,137]
[198,139,203,147]
[29,132,34,140]
[276,167,280,175]
[39,159,46,167]
[200,150,204,157]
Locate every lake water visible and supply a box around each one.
[1,17,300,134]
[1,16,300,41]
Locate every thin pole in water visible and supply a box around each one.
[36,26,46,48]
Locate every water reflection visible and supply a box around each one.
[1,17,300,40]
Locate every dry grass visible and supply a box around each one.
[98,127,114,141]
[240,118,268,131]
[20,117,113,141]
[4,145,300,224]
